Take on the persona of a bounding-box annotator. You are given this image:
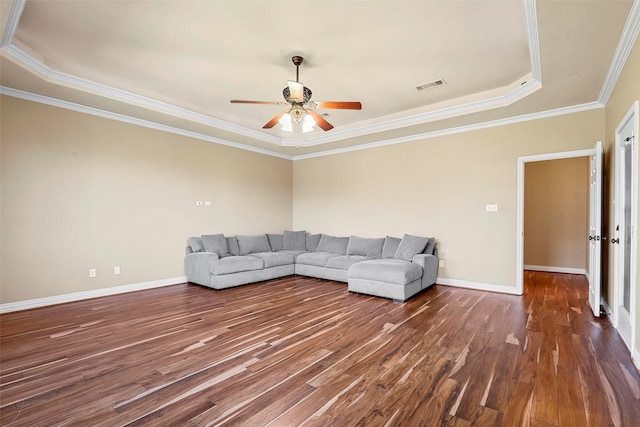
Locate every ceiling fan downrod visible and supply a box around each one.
[292,56,303,82]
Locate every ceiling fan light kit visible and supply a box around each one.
[230,56,362,134]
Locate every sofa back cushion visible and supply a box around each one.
[267,233,284,251]
[202,234,230,257]
[394,234,429,261]
[306,233,322,251]
[316,235,350,255]
[188,237,205,253]
[226,236,241,256]
[347,236,384,257]
[382,236,401,258]
[422,237,436,255]
[236,234,271,255]
[283,230,307,251]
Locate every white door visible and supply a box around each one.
[588,141,603,317]
[614,102,638,349]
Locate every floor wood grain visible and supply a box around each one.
[1,271,639,426]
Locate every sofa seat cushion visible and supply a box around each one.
[326,255,372,270]
[210,256,264,275]
[249,251,295,268]
[349,259,422,285]
[296,252,336,267]
[279,250,308,261]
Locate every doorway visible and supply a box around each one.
[523,157,590,275]
[613,101,638,351]
[516,143,602,318]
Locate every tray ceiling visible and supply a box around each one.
[0,0,636,157]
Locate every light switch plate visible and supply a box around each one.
[486,204,498,212]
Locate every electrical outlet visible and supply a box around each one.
[204,201,212,206]
[486,204,498,212]
[114,266,121,275]
[89,268,96,278]
[439,260,445,268]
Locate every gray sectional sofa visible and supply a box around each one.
[184,231,439,301]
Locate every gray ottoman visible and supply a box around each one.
[348,259,424,301]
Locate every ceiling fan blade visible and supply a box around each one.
[231,100,286,105]
[287,81,305,102]
[263,111,287,129]
[308,110,334,131]
[314,101,362,110]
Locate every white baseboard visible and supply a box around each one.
[524,265,587,275]
[436,277,521,295]
[633,348,640,373]
[0,276,187,314]
[600,298,640,374]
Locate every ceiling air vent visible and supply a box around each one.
[415,79,447,91]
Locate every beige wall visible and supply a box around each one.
[524,157,589,271]
[0,96,293,303]
[604,35,640,360]
[293,109,605,288]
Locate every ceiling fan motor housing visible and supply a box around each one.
[283,86,312,103]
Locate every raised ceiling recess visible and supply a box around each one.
[0,0,636,157]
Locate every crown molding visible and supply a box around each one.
[0,86,293,160]
[1,0,544,147]
[293,101,604,160]
[283,78,542,148]
[1,85,603,164]
[0,0,25,48]
[523,0,542,82]
[0,44,284,145]
[599,0,640,104]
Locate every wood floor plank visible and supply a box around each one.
[1,272,639,426]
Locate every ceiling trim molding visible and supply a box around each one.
[1,0,544,147]
[0,86,293,160]
[282,78,542,147]
[292,101,604,161]
[0,44,284,145]
[2,85,603,164]
[523,0,542,82]
[0,0,25,48]
[599,0,640,105]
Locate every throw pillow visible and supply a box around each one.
[306,233,322,251]
[236,234,271,255]
[394,233,429,261]
[283,230,307,251]
[226,236,241,256]
[187,237,204,253]
[316,235,350,255]
[201,234,230,257]
[267,233,284,251]
[347,236,385,257]
[423,237,436,255]
[382,236,401,258]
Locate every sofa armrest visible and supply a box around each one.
[411,253,439,289]
[185,252,219,286]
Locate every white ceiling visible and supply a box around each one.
[0,0,637,158]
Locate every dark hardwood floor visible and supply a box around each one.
[1,271,639,426]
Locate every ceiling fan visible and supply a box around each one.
[230,56,362,132]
